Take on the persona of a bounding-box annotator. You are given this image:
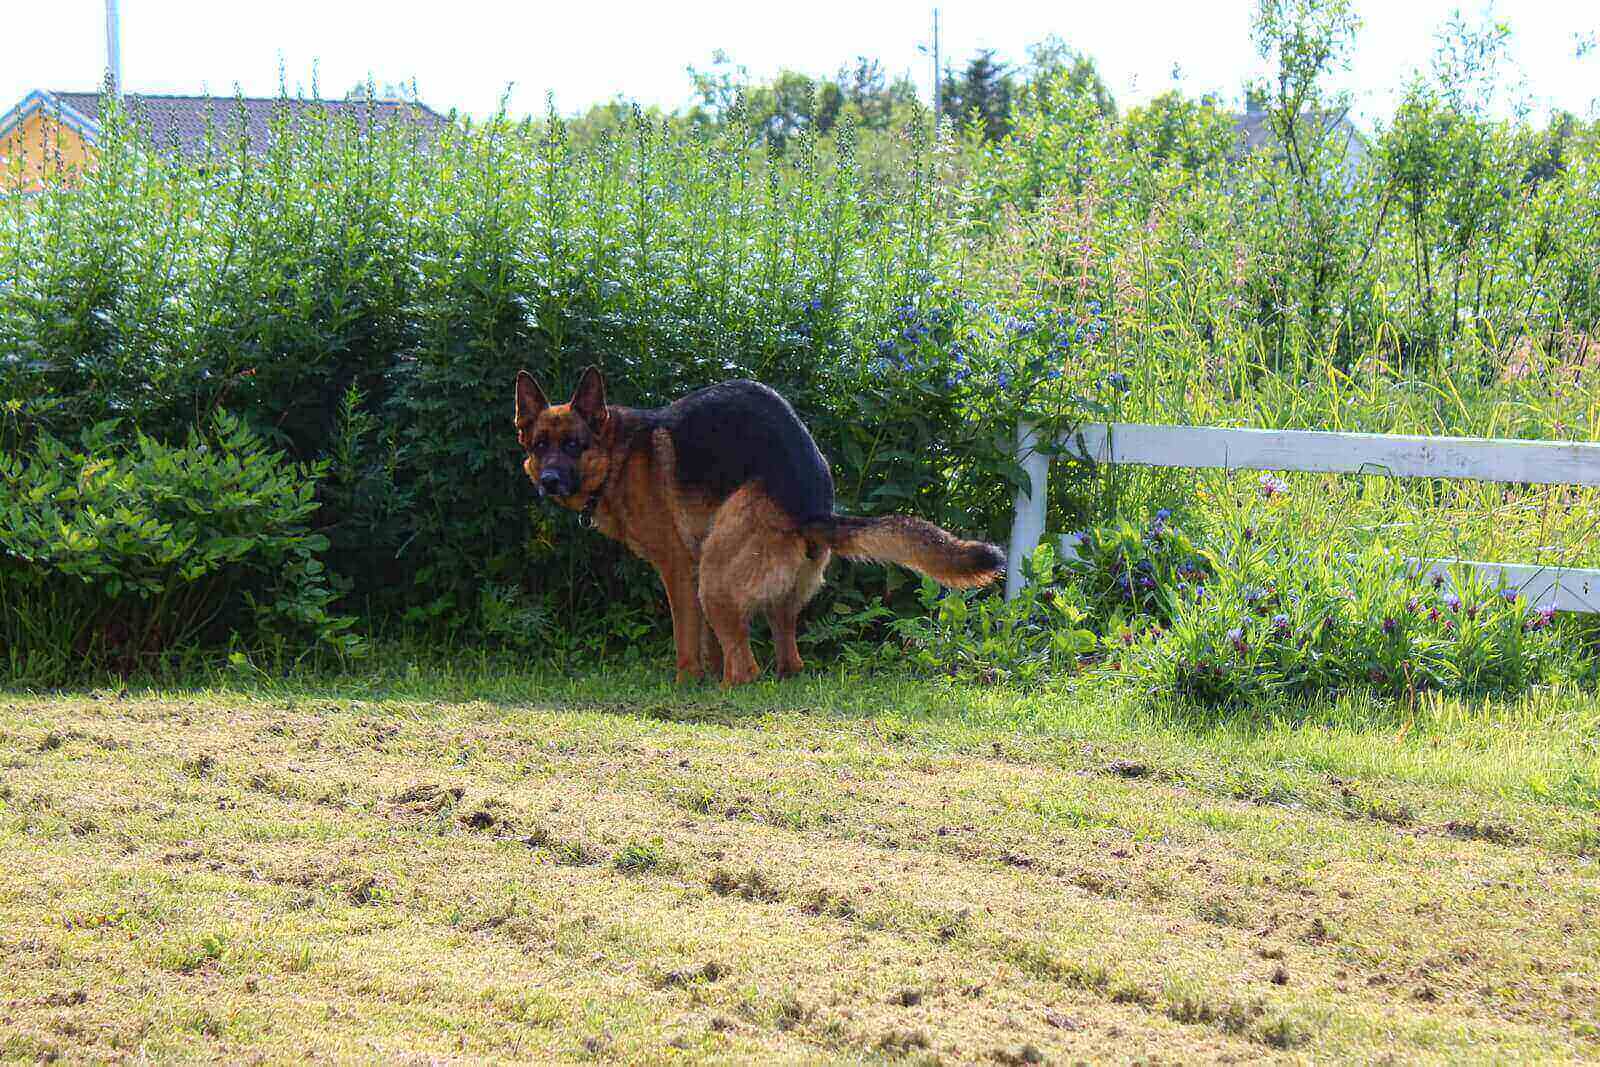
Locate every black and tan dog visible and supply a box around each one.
[515,367,1004,686]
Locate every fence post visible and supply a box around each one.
[1005,420,1049,600]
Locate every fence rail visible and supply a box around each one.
[1006,422,1600,613]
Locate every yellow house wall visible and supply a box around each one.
[0,108,96,192]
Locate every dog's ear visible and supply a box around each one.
[570,365,608,429]
[515,370,548,423]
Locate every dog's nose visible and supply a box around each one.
[539,470,563,496]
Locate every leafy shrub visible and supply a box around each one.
[1135,519,1565,707]
[887,543,1097,686]
[1067,510,1209,629]
[0,414,357,681]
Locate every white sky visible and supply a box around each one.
[2,2,1595,128]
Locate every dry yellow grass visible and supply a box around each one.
[2,680,1597,1064]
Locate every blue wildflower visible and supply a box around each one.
[997,369,1011,390]
[1105,372,1129,392]
[876,339,895,356]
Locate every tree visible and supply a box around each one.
[1123,90,1236,173]
[1248,0,1365,363]
[835,56,917,131]
[685,53,848,150]
[942,50,1013,142]
[1021,35,1116,120]
[1525,111,1577,186]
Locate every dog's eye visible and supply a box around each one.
[532,436,548,454]
[563,438,585,457]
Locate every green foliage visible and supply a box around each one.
[1122,92,1237,175]
[1067,511,1209,629]
[0,414,356,682]
[1,7,1597,684]
[887,543,1097,686]
[942,49,1015,143]
[1134,520,1567,707]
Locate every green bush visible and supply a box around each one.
[1067,511,1210,630]
[1133,520,1566,707]
[0,414,357,682]
[887,543,1097,686]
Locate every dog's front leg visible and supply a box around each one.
[657,550,705,684]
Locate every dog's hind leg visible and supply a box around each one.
[699,613,723,681]
[767,551,827,677]
[698,486,804,687]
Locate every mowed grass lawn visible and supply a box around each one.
[2,669,1598,1064]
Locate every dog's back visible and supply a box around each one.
[646,379,834,524]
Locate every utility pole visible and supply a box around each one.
[105,0,122,98]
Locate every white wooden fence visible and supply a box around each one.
[1005,422,1600,613]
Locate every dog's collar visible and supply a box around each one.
[577,452,614,529]
[579,486,604,528]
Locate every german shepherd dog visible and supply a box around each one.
[515,367,1004,686]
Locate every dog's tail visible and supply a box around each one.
[798,514,1005,589]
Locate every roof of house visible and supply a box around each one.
[1231,106,1367,164]
[1,89,448,156]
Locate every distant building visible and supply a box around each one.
[0,89,448,192]
[1231,103,1370,185]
